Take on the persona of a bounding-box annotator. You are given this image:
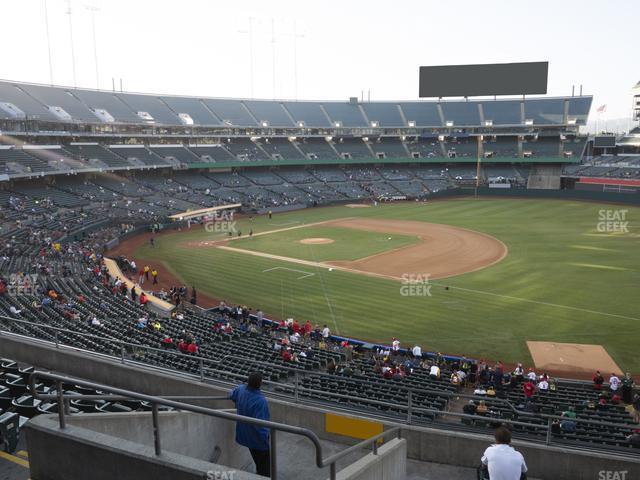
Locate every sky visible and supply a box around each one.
[1,0,638,129]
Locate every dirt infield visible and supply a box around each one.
[345,204,371,208]
[324,218,507,280]
[527,341,622,376]
[299,238,335,245]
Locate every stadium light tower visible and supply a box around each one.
[237,17,255,98]
[279,21,305,100]
[65,0,77,88]
[84,3,101,90]
[271,18,276,99]
[42,0,54,85]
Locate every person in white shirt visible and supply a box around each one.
[9,305,22,316]
[321,325,330,339]
[429,365,440,379]
[527,369,537,382]
[391,338,400,351]
[538,379,549,391]
[412,345,422,358]
[481,427,527,480]
[609,374,621,392]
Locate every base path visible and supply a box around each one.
[527,341,622,376]
[324,218,507,280]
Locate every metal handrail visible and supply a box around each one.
[28,370,402,480]
[3,317,638,448]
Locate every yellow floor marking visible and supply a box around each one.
[0,450,30,468]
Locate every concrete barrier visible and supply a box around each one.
[3,334,640,480]
[26,414,259,480]
[331,438,406,480]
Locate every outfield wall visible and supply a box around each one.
[430,186,640,205]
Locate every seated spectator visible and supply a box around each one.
[633,393,640,423]
[627,430,640,448]
[560,407,577,432]
[474,386,487,396]
[551,419,561,435]
[523,380,535,401]
[477,400,489,415]
[429,364,440,379]
[463,400,478,415]
[593,370,604,390]
[480,427,527,480]
[161,335,174,349]
[281,348,292,362]
[538,378,549,391]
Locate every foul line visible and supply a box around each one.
[430,281,640,323]
[221,245,639,323]
[262,266,315,280]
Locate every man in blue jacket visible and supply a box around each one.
[229,373,271,476]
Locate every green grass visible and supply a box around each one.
[133,199,640,371]
[231,225,418,261]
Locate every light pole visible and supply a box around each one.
[237,17,255,98]
[65,0,77,88]
[84,3,101,89]
[43,0,54,85]
[279,21,305,100]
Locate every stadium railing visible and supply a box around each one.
[2,316,638,457]
[28,370,402,480]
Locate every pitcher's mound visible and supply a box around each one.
[299,238,335,245]
[527,341,622,376]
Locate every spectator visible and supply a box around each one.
[463,400,477,415]
[627,429,640,448]
[621,373,634,404]
[429,364,440,380]
[523,380,535,401]
[632,393,640,423]
[321,324,330,339]
[229,373,271,477]
[609,373,621,394]
[593,371,604,390]
[480,427,527,480]
[560,407,577,433]
[538,378,549,391]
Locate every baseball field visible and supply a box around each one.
[122,198,640,373]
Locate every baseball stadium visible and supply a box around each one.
[0,2,639,479]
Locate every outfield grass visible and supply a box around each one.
[134,199,640,371]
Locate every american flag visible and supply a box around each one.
[596,104,607,113]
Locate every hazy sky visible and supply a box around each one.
[1,0,638,124]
